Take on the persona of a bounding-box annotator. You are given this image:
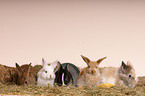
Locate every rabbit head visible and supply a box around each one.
[81,55,107,75]
[16,63,36,85]
[119,61,137,88]
[39,58,61,80]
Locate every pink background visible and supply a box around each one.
[0,0,145,77]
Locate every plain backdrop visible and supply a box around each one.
[0,0,145,77]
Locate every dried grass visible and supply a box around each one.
[0,64,144,96]
[0,77,145,96]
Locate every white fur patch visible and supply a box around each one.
[101,77,116,85]
[62,73,65,85]
[37,77,54,86]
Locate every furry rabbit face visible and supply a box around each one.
[37,58,61,86]
[86,61,99,75]
[16,63,36,85]
[119,61,137,88]
[40,58,59,80]
[81,55,106,75]
[41,65,55,80]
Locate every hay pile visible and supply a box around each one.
[0,64,144,95]
[0,82,145,96]
[0,76,144,96]
[137,76,145,86]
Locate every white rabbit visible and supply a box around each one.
[37,58,60,86]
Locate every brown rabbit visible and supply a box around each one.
[77,55,107,87]
[16,63,37,85]
[100,61,137,88]
[0,64,17,84]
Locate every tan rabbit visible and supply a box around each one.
[100,61,137,88]
[16,63,37,85]
[77,55,107,87]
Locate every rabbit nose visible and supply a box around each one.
[25,81,27,84]
[91,70,96,74]
[50,75,52,78]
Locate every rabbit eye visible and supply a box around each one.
[45,71,47,73]
[129,75,132,78]
[96,66,98,68]
[25,81,27,84]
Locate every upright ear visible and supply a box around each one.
[51,60,61,72]
[54,61,62,73]
[27,63,32,76]
[42,58,46,66]
[127,61,132,66]
[121,61,126,70]
[96,57,107,65]
[16,63,22,76]
[81,55,90,65]
[29,63,32,66]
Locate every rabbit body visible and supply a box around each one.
[78,67,101,87]
[16,63,37,85]
[100,61,137,88]
[62,63,80,86]
[37,65,55,86]
[54,63,80,87]
[77,55,106,87]
[37,59,60,86]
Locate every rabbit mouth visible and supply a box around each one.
[46,76,54,80]
[128,84,135,88]
[88,71,97,75]
[47,78,53,80]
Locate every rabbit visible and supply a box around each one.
[54,62,80,87]
[77,55,107,87]
[16,63,37,85]
[54,62,64,86]
[62,63,80,86]
[100,61,137,88]
[37,58,61,86]
[0,64,16,84]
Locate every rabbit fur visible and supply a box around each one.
[77,55,106,87]
[54,62,80,87]
[37,58,60,86]
[100,61,137,88]
[16,63,37,85]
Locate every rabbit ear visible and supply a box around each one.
[16,63,22,76]
[54,61,62,73]
[121,61,126,70]
[51,60,61,72]
[29,63,32,66]
[126,61,132,67]
[42,58,46,66]
[27,63,32,77]
[81,55,91,65]
[96,57,107,65]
